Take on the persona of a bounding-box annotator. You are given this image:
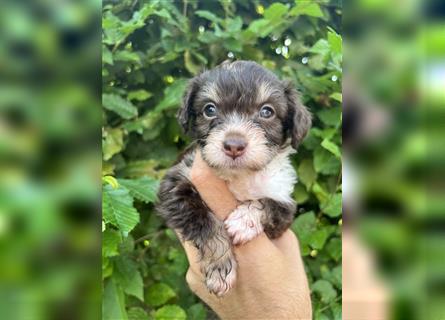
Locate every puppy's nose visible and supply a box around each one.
[223,138,247,159]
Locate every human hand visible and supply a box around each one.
[183,151,312,320]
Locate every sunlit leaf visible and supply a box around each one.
[154,305,186,320]
[118,176,160,203]
[103,184,139,233]
[103,93,138,119]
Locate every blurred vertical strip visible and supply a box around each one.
[343,0,445,319]
[0,0,101,319]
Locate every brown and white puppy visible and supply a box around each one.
[156,60,311,296]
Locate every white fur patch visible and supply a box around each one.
[225,201,264,245]
[224,147,297,204]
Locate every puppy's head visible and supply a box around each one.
[178,60,311,171]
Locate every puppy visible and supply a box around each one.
[156,60,311,296]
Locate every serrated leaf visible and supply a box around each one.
[146,283,176,307]
[118,177,160,203]
[103,184,139,233]
[154,305,186,320]
[154,79,188,112]
[103,128,124,161]
[103,93,138,119]
[103,279,128,320]
[321,193,342,217]
[128,307,149,320]
[312,280,337,304]
[128,89,152,101]
[114,256,144,301]
[102,229,121,257]
[298,158,317,189]
[321,139,341,158]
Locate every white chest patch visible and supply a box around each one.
[221,148,297,204]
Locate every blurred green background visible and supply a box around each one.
[344,0,445,319]
[0,0,101,319]
[102,0,341,319]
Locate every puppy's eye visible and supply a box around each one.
[203,103,218,118]
[259,105,275,119]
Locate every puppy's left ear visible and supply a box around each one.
[177,77,200,134]
[284,81,312,149]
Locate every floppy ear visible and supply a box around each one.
[177,77,200,134]
[284,81,312,149]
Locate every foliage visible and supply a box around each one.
[102,1,342,319]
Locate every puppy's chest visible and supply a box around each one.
[222,154,297,204]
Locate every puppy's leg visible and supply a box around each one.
[225,200,264,245]
[261,198,296,239]
[157,167,236,296]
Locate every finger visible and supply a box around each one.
[271,229,302,259]
[190,151,238,220]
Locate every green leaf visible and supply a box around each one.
[326,237,342,261]
[118,177,160,203]
[103,128,124,161]
[103,93,138,119]
[146,283,176,307]
[328,28,342,54]
[264,3,289,22]
[103,46,113,65]
[155,79,188,112]
[321,193,342,217]
[290,1,324,18]
[195,10,222,24]
[103,184,140,233]
[330,92,342,103]
[128,89,152,101]
[102,229,121,257]
[187,303,207,320]
[317,107,341,126]
[312,280,337,304]
[154,305,186,320]
[293,184,309,204]
[309,228,330,250]
[309,39,330,56]
[314,146,341,175]
[114,50,141,64]
[321,139,341,158]
[103,279,128,320]
[114,256,144,301]
[128,307,149,320]
[297,158,317,189]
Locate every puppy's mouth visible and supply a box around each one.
[201,122,272,171]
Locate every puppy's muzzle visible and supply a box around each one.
[223,134,247,159]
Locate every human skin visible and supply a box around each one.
[180,151,312,320]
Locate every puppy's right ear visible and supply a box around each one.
[177,77,200,134]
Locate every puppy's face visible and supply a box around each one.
[178,61,311,171]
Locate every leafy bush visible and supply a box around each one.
[102,1,342,319]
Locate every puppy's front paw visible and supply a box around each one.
[204,255,237,296]
[225,202,263,245]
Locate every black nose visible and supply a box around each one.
[223,138,247,159]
